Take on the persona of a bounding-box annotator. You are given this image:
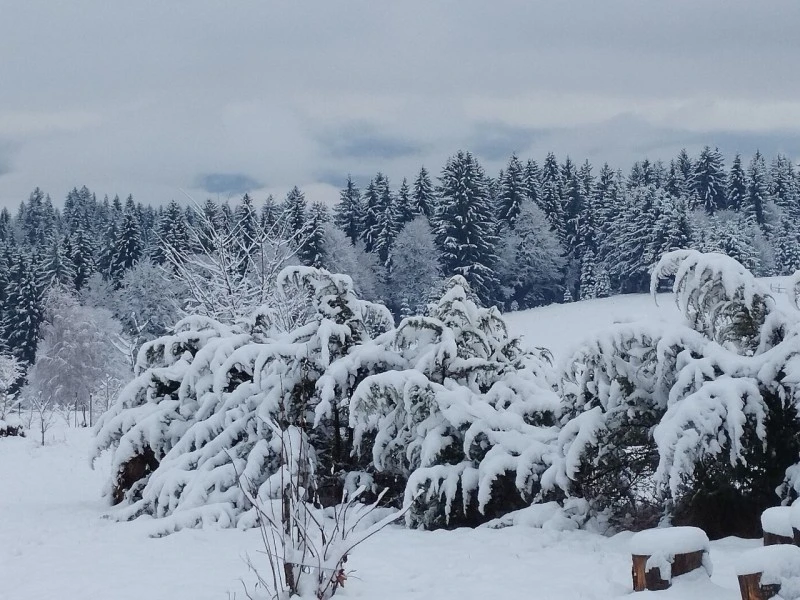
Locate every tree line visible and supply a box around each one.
[3,145,798,381]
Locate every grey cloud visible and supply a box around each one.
[313,170,374,191]
[317,123,423,161]
[195,173,262,195]
[468,122,544,161]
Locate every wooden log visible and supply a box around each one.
[737,572,782,600]
[793,527,800,547]
[631,550,704,592]
[764,531,794,546]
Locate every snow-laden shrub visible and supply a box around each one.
[546,250,800,537]
[94,269,561,534]
[349,276,561,529]
[93,266,395,532]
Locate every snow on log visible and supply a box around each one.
[761,507,794,546]
[736,544,800,600]
[630,526,710,592]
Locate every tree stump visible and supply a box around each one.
[632,550,704,592]
[761,507,793,546]
[630,526,710,592]
[737,572,781,600]
[764,531,794,546]
[736,544,800,600]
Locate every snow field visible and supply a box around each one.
[0,424,757,600]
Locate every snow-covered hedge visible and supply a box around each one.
[93,268,557,532]
[546,250,800,536]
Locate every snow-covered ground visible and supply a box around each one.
[0,425,758,600]
[6,286,796,600]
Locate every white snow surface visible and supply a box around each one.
[736,545,800,598]
[0,425,761,599]
[630,526,710,556]
[505,277,794,362]
[762,506,794,538]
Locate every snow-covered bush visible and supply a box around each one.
[546,250,800,537]
[94,268,561,534]
[93,266,395,532]
[350,276,560,529]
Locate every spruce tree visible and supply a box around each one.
[260,195,278,231]
[5,254,43,365]
[435,151,499,304]
[361,178,380,254]
[692,146,726,213]
[235,193,259,251]
[362,173,396,265]
[498,154,526,227]
[333,175,363,244]
[745,151,768,225]
[412,166,436,219]
[300,202,329,268]
[727,153,747,211]
[769,154,799,219]
[115,207,144,276]
[39,236,76,290]
[523,159,541,207]
[70,225,96,291]
[579,249,598,300]
[283,187,307,236]
[395,177,414,226]
[154,200,191,263]
[539,153,567,243]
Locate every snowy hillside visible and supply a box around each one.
[0,425,757,600]
[505,276,795,361]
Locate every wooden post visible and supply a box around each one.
[631,550,704,592]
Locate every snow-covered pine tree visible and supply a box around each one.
[691,146,726,214]
[498,154,526,227]
[5,254,43,365]
[412,166,436,219]
[496,201,565,309]
[333,175,364,245]
[39,236,76,290]
[260,194,278,232]
[727,153,747,212]
[154,200,191,265]
[363,173,397,266]
[523,159,541,207]
[283,186,308,237]
[300,202,329,268]
[538,152,567,244]
[114,203,144,278]
[609,185,661,293]
[769,154,798,220]
[235,193,259,253]
[435,151,499,305]
[69,224,97,291]
[578,249,597,300]
[395,177,415,226]
[745,151,769,226]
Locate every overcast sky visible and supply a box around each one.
[2,1,800,209]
